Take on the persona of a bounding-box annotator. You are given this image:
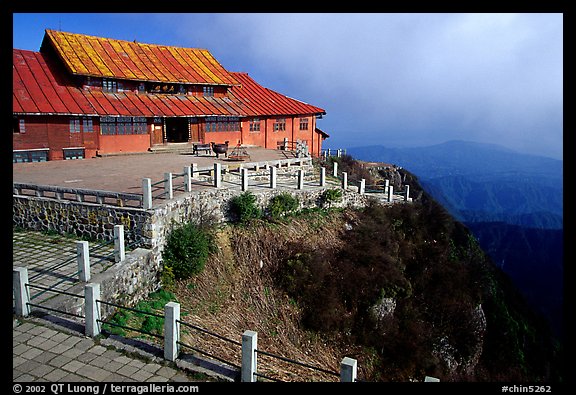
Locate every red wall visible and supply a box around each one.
[98,134,150,155]
[13,115,100,160]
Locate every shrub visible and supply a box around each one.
[162,222,214,280]
[229,191,261,223]
[267,192,299,219]
[320,188,342,208]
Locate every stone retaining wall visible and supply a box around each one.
[44,247,159,320]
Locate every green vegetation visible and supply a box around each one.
[162,222,216,280]
[267,192,299,220]
[228,191,262,224]
[320,188,342,208]
[102,289,178,338]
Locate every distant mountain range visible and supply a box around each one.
[347,140,563,229]
[347,140,564,338]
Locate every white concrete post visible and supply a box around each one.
[242,168,249,191]
[384,179,390,195]
[13,267,30,317]
[164,302,180,361]
[337,149,342,158]
[320,167,326,187]
[113,225,125,263]
[270,166,277,189]
[164,172,173,200]
[340,357,357,382]
[342,172,348,190]
[191,163,199,179]
[142,178,152,209]
[405,184,410,202]
[214,163,222,188]
[85,283,100,337]
[360,179,365,195]
[242,330,258,382]
[388,185,394,203]
[333,161,338,177]
[76,241,90,282]
[283,137,289,150]
[184,166,192,192]
[298,169,304,190]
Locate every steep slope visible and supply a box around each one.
[167,163,562,382]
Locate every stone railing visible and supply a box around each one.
[13,183,143,208]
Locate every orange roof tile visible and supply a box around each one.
[43,29,239,86]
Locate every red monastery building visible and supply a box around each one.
[13,30,329,162]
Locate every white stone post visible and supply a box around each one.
[360,179,365,195]
[191,163,199,179]
[242,168,249,191]
[298,169,304,190]
[320,167,326,187]
[85,283,101,337]
[164,172,173,200]
[76,241,90,282]
[214,163,222,188]
[388,185,394,203]
[270,166,277,189]
[337,149,342,158]
[113,225,125,263]
[340,357,357,382]
[142,178,152,209]
[164,302,180,361]
[13,267,30,317]
[404,184,410,202]
[184,166,192,192]
[384,179,390,195]
[333,162,338,177]
[242,330,258,382]
[342,172,348,190]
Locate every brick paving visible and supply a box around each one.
[13,317,202,382]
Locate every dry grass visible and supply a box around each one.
[174,212,361,382]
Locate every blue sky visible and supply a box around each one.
[12,13,563,159]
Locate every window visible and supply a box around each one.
[299,117,309,131]
[204,117,239,132]
[103,79,118,93]
[203,86,214,97]
[13,118,25,133]
[273,118,286,132]
[13,149,48,163]
[249,118,260,132]
[100,116,147,135]
[69,117,81,133]
[63,148,85,160]
[82,117,94,132]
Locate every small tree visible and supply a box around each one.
[162,222,214,280]
[268,192,299,220]
[229,191,262,223]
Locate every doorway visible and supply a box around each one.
[165,118,189,143]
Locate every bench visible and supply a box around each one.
[192,143,212,156]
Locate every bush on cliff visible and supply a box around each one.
[162,222,215,280]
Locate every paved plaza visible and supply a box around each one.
[12,146,302,194]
